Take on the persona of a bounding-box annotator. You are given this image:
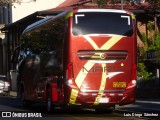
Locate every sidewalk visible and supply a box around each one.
[136,99,160,104]
[116,99,160,115]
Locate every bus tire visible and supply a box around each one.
[46,85,52,112]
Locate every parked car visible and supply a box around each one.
[0,75,10,96]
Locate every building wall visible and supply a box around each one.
[12,0,65,22]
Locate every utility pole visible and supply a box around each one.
[121,0,123,9]
[154,14,158,32]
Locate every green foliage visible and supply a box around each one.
[138,24,160,81]
[148,22,154,32]
[0,0,36,4]
[147,0,160,7]
[0,0,21,4]
[97,0,106,7]
[138,62,153,80]
[147,32,160,50]
[153,32,160,49]
[141,32,148,44]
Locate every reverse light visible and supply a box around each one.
[66,79,78,89]
[67,79,73,85]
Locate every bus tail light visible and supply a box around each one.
[126,80,137,89]
[66,63,78,88]
[126,64,137,89]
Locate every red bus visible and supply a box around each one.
[16,9,137,112]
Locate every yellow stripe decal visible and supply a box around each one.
[83,36,99,49]
[94,63,107,105]
[76,61,95,88]
[65,12,73,19]
[70,35,123,104]
[69,89,79,104]
[131,13,135,20]
[100,36,123,49]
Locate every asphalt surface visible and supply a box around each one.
[0,92,159,120]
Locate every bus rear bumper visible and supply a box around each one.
[69,89,136,106]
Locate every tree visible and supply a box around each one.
[147,0,160,7]
[97,0,106,7]
[0,0,36,4]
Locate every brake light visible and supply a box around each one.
[126,80,136,89]
[126,64,137,89]
[66,63,78,88]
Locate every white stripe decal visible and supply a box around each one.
[121,15,130,25]
[89,60,116,64]
[78,9,126,13]
[106,72,124,79]
[75,14,85,24]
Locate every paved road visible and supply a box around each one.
[0,95,159,120]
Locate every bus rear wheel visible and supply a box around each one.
[46,86,52,112]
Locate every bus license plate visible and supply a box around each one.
[98,98,109,103]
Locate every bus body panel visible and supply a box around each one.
[65,9,137,106]
[67,36,136,105]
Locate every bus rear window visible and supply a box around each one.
[72,12,133,36]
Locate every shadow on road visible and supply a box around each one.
[0,95,116,117]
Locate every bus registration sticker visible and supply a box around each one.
[98,97,109,103]
[113,82,126,88]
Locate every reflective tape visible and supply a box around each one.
[69,89,79,104]
[94,63,107,105]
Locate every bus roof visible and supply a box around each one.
[23,11,69,34]
[23,9,132,34]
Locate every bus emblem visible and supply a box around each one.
[100,53,106,59]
